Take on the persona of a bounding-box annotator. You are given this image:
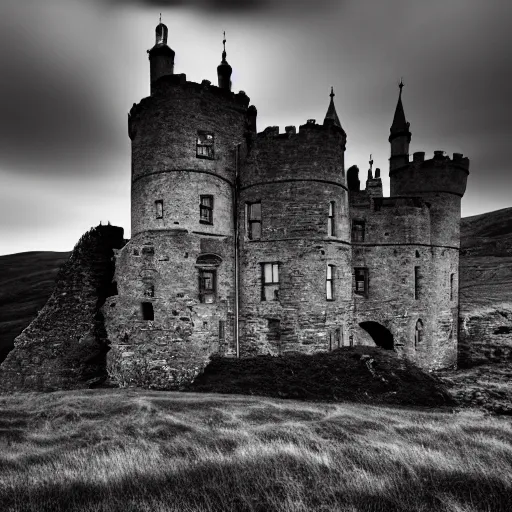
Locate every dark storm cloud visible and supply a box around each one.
[104,0,331,13]
[0,2,118,174]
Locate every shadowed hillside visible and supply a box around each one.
[460,207,512,310]
[0,251,70,363]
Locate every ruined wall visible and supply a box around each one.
[106,77,251,389]
[238,123,352,355]
[0,225,125,392]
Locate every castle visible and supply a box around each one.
[96,20,471,388]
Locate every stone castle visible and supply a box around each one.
[101,21,469,388]
[0,21,470,391]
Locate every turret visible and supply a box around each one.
[365,155,383,198]
[148,17,175,95]
[217,32,232,91]
[323,87,346,145]
[389,80,411,171]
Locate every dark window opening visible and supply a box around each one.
[415,250,420,258]
[133,249,140,256]
[352,220,365,242]
[200,195,213,225]
[450,273,455,301]
[141,302,154,321]
[199,269,216,303]
[219,320,225,340]
[326,264,335,300]
[247,201,261,240]
[262,262,279,301]
[197,131,214,159]
[327,201,336,236]
[414,266,420,300]
[415,319,424,348]
[144,284,154,298]
[354,267,369,297]
[155,200,163,219]
[336,327,342,348]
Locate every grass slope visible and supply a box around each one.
[0,251,70,362]
[1,390,511,512]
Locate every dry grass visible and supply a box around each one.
[0,390,511,511]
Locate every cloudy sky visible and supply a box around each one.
[0,0,510,255]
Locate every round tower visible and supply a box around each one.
[237,89,352,356]
[388,84,469,369]
[104,22,252,389]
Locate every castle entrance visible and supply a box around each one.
[358,322,394,350]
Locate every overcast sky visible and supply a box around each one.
[1,0,510,255]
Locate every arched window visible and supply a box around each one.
[415,319,424,348]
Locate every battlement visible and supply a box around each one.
[129,74,251,129]
[373,196,426,211]
[390,150,470,176]
[256,119,345,141]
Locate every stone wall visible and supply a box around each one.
[0,225,125,392]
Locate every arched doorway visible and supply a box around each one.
[359,321,394,350]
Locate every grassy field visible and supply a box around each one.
[1,390,511,512]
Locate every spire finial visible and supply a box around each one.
[369,154,373,171]
[159,12,162,24]
[399,77,404,93]
[330,86,335,99]
[221,30,227,62]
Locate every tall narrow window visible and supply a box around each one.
[326,264,335,300]
[144,284,154,298]
[352,220,365,242]
[199,269,216,303]
[414,266,420,300]
[219,320,225,340]
[336,327,342,348]
[354,267,368,296]
[262,263,279,301]
[327,202,336,236]
[415,319,424,348]
[200,195,213,225]
[450,273,455,301]
[155,200,163,219]
[141,302,154,321]
[197,131,214,159]
[247,202,261,240]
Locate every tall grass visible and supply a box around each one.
[0,390,511,511]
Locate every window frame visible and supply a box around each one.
[155,199,163,219]
[247,201,262,240]
[141,302,154,321]
[450,273,455,301]
[414,266,420,300]
[351,219,365,242]
[198,268,217,303]
[199,195,214,225]
[196,131,215,160]
[415,319,424,348]
[326,264,335,301]
[261,262,280,302]
[327,201,336,237]
[354,267,369,297]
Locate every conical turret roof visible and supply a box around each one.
[324,87,345,135]
[389,80,410,140]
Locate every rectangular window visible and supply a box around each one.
[197,131,214,159]
[219,320,225,340]
[326,264,335,300]
[200,195,213,225]
[450,273,454,301]
[247,202,262,240]
[262,262,279,301]
[414,266,420,300]
[352,220,365,242]
[141,302,154,321]
[354,267,368,296]
[155,200,163,219]
[199,269,216,303]
[327,201,336,236]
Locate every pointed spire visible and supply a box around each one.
[217,30,232,90]
[324,86,344,133]
[390,78,410,140]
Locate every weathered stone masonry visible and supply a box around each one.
[0,23,470,391]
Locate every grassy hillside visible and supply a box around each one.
[460,207,512,309]
[1,389,511,512]
[0,251,70,362]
